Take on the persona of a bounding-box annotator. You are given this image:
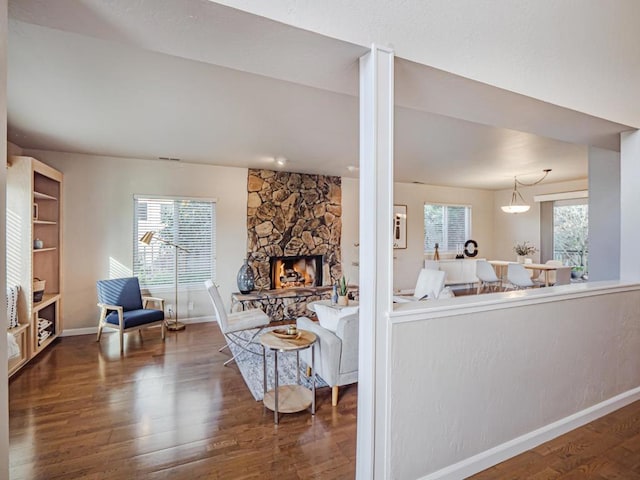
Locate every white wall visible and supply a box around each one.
[390,285,640,479]
[341,178,495,291]
[23,150,248,331]
[492,179,588,263]
[7,141,21,156]
[589,147,620,281]
[341,177,360,285]
[394,182,494,290]
[0,0,8,476]
[217,0,640,128]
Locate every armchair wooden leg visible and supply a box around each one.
[119,329,124,354]
[96,323,103,342]
[332,386,339,406]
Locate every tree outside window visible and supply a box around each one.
[553,201,588,274]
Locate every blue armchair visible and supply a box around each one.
[96,277,165,353]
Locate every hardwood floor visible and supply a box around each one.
[8,322,357,479]
[470,400,640,479]
[9,321,640,479]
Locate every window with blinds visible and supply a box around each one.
[424,203,472,252]
[134,196,216,288]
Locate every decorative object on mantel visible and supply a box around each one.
[433,243,440,261]
[455,243,464,259]
[463,239,478,257]
[501,169,552,213]
[236,258,255,294]
[337,275,349,306]
[513,241,538,263]
[139,231,190,332]
[33,238,44,249]
[393,204,407,249]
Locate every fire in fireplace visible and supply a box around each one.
[270,255,323,289]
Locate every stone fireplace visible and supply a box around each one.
[234,169,344,321]
[246,169,342,290]
[270,255,323,289]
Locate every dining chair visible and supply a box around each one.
[506,263,535,290]
[204,279,270,366]
[475,260,502,294]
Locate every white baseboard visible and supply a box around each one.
[60,315,216,337]
[420,385,640,480]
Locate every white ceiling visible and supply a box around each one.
[7,0,631,190]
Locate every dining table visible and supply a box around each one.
[488,260,563,287]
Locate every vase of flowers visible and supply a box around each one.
[513,241,538,263]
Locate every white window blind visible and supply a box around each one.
[424,203,471,252]
[134,196,216,288]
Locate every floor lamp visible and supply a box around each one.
[140,231,190,331]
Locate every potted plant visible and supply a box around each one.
[571,265,585,279]
[337,275,349,306]
[513,241,538,263]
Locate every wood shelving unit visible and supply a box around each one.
[7,156,63,377]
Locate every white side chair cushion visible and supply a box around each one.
[315,304,359,332]
[414,268,446,300]
[438,287,455,299]
[225,309,269,333]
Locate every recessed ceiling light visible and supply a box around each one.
[275,156,287,167]
[347,165,359,172]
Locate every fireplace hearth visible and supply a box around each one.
[270,255,323,289]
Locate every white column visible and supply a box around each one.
[356,45,394,480]
[0,0,9,477]
[588,147,620,281]
[620,131,640,282]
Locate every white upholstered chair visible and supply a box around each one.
[506,263,535,290]
[297,304,359,406]
[204,280,269,366]
[393,268,447,303]
[476,260,502,294]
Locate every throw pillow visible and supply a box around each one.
[7,285,19,328]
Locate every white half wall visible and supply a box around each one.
[23,150,248,330]
[390,284,640,479]
[588,147,620,281]
[493,179,588,263]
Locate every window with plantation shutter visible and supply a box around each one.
[424,203,472,253]
[133,196,216,288]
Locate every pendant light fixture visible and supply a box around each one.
[501,169,552,214]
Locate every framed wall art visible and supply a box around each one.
[393,205,407,249]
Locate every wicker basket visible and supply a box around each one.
[33,278,46,303]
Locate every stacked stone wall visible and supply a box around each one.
[246,169,342,290]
